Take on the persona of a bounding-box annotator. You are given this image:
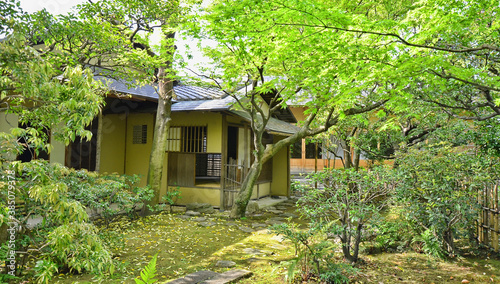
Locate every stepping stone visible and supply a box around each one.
[267,210,283,214]
[186,203,216,214]
[176,215,191,220]
[215,260,236,268]
[167,270,219,284]
[265,220,283,225]
[215,211,230,217]
[251,223,267,228]
[276,206,288,210]
[193,217,207,222]
[270,217,285,221]
[171,206,187,213]
[281,213,298,218]
[224,222,238,226]
[238,226,254,233]
[199,270,253,284]
[186,211,201,216]
[265,206,277,211]
[199,222,216,227]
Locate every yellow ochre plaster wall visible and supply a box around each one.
[271,136,289,196]
[168,186,220,207]
[171,112,223,153]
[251,182,271,199]
[99,114,127,174]
[124,113,155,187]
[49,132,66,165]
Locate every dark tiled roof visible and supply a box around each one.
[97,76,298,132]
[171,95,234,112]
[229,110,300,136]
[174,85,226,101]
[96,76,158,100]
[95,76,226,103]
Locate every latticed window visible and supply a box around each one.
[166,126,207,152]
[290,140,302,159]
[305,142,322,159]
[132,125,148,144]
[196,153,221,177]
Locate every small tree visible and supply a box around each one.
[301,166,396,263]
[25,0,187,212]
[394,144,491,256]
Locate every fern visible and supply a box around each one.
[135,253,158,284]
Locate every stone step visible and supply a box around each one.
[199,270,253,284]
[165,269,252,284]
[166,270,219,284]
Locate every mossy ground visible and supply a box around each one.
[49,205,500,284]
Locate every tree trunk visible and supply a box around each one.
[142,67,173,215]
[443,228,455,255]
[230,160,263,218]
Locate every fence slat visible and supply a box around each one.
[479,182,500,252]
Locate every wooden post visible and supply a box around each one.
[314,142,318,189]
[287,145,291,198]
[484,186,490,246]
[493,182,499,251]
[220,114,227,210]
[95,110,103,172]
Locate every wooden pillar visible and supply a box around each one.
[220,114,227,210]
[95,110,103,172]
[493,182,499,251]
[314,142,318,189]
[301,139,305,172]
[287,144,291,198]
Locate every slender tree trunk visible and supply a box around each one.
[142,67,173,215]
[443,228,455,255]
[353,147,360,171]
[230,160,263,218]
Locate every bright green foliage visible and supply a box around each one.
[302,166,397,263]
[471,119,500,157]
[0,160,150,280]
[48,223,112,274]
[0,0,105,161]
[0,33,105,159]
[135,253,158,284]
[61,170,152,224]
[34,259,58,284]
[411,229,447,259]
[394,144,496,256]
[271,222,356,283]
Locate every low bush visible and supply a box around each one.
[0,160,152,283]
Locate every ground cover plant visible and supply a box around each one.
[36,200,500,284]
[0,160,153,283]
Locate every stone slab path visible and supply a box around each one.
[166,269,252,284]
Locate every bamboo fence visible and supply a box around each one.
[478,181,499,252]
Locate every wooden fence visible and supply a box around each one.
[478,181,499,251]
[222,159,248,210]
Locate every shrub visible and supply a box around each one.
[271,222,357,283]
[394,143,495,256]
[303,166,397,263]
[0,160,149,282]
